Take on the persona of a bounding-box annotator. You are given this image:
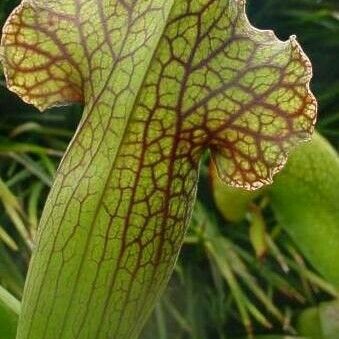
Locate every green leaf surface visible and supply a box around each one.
[0,299,18,339]
[297,301,339,339]
[0,244,24,298]
[0,225,18,251]
[0,285,20,339]
[1,0,316,338]
[248,205,267,259]
[0,284,21,315]
[210,162,260,222]
[270,133,339,286]
[0,178,32,249]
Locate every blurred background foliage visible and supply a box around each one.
[0,0,339,338]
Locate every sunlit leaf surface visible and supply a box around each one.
[1,0,316,338]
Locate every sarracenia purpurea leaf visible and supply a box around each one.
[0,0,317,338]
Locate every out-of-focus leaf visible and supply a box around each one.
[0,141,63,157]
[0,244,24,298]
[210,163,260,222]
[206,238,253,331]
[297,301,339,339]
[199,201,285,332]
[27,182,44,232]
[248,206,267,259]
[8,154,52,187]
[9,122,72,138]
[0,178,21,212]
[0,299,18,339]
[0,226,18,251]
[0,284,20,315]
[0,179,32,249]
[0,285,20,339]
[0,178,31,247]
[270,133,339,286]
